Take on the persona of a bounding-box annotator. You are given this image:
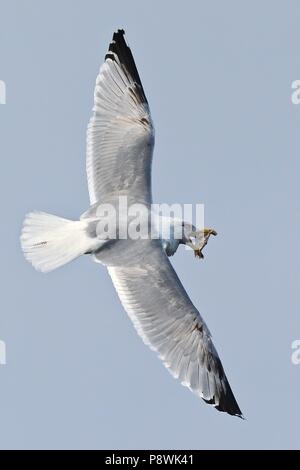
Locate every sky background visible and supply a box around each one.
[0,0,300,450]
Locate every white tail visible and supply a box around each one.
[20,211,95,273]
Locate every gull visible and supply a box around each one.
[21,30,243,418]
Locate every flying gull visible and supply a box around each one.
[21,30,243,418]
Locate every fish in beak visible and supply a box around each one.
[188,228,217,259]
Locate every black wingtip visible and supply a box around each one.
[214,394,244,419]
[203,396,244,419]
[202,362,243,419]
[113,28,125,40]
[104,29,148,104]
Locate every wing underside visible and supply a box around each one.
[106,240,243,418]
[86,30,154,205]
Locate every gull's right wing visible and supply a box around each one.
[86,30,154,206]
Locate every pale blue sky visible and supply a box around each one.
[1,0,300,449]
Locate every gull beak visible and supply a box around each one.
[188,228,217,259]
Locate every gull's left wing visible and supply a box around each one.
[106,239,243,418]
[86,30,154,206]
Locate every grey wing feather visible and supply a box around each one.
[86,30,154,205]
[107,240,243,418]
